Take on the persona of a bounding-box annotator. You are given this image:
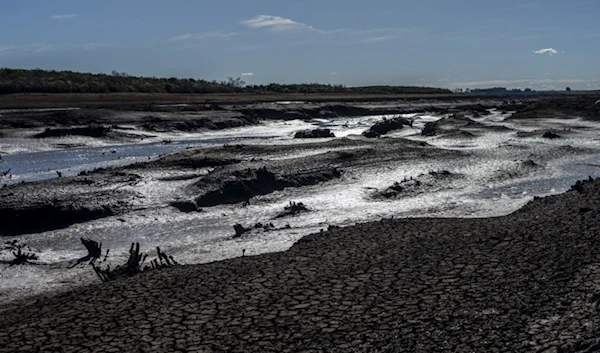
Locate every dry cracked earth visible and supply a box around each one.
[2,177,600,352]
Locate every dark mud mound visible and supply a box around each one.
[133,151,240,170]
[516,129,566,139]
[0,109,110,130]
[318,104,381,117]
[543,131,562,139]
[0,189,134,235]
[240,109,309,121]
[362,117,411,138]
[170,200,201,213]
[373,170,455,199]
[35,125,112,138]
[508,96,600,121]
[440,130,478,139]
[464,104,491,117]
[44,109,108,125]
[0,173,140,235]
[242,104,393,122]
[424,114,512,137]
[140,113,257,132]
[490,159,543,182]
[294,129,335,138]
[422,120,438,136]
[194,166,341,207]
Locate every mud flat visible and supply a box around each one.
[1,93,600,352]
[0,136,460,235]
[1,177,600,352]
[0,96,523,139]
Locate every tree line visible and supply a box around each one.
[0,68,451,95]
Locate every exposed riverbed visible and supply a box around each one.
[1,98,600,306]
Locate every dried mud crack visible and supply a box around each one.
[2,178,600,352]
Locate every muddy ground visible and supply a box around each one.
[0,95,525,136]
[1,94,599,236]
[0,137,464,235]
[2,175,600,352]
[1,93,600,351]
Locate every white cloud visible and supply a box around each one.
[0,42,122,57]
[79,42,118,51]
[533,48,558,55]
[31,43,57,52]
[168,32,238,42]
[52,14,77,20]
[0,45,16,53]
[241,15,312,31]
[241,72,254,76]
[361,36,395,43]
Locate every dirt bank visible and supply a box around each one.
[508,95,600,121]
[0,171,141,235]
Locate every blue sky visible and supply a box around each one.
[1,0,599,89]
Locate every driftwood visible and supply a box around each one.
[275,201,309,218]
[150,247,179,269]
[1,240,38,266]
[233,224,251,238]
[93,242,147,282]
[10,246,38,265]
[92,243,178,282]
[69,238,106,268]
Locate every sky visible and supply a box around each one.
[1,0,599,90]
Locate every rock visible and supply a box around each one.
[294,129,335,139]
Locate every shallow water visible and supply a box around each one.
[0,113,430,184]
[1,111,600,305]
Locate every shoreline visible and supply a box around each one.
[1,178,600,352]
[0,92,499,108]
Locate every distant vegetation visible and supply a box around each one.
[468,87,535,95]
[0,68,451,95]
